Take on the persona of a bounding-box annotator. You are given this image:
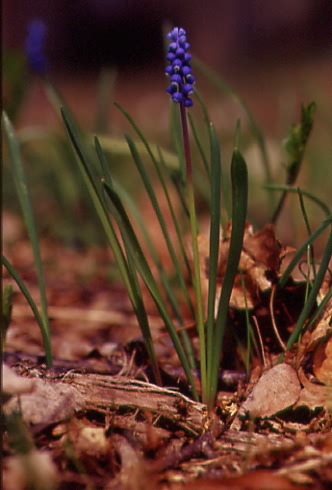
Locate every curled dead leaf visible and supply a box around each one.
[194,223,283,311]
[296,368,332,411]
[301,279,332,385]
[313,336,332,386]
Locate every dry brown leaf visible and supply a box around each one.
[239,364,301,418]
[300,279,332,385]
[195,224,283,311]
[306,287,332,352]
[313,336,332,386]
[296,368,332,411]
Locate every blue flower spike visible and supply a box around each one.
[166,27,195,108]
[25,19,48,75]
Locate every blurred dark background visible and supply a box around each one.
[3,0,330,73]
[2,0,331,250]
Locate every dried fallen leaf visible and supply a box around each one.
[306,288,332,352]
[295,368,332,411]
[239,364,301,418]
[4,377,84,425]
[195,224,283,311]
[313,336,332,386]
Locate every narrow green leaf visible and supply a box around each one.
[2,284,13,342]
[97,135,179,170]
[206,123,222,399]
[207,147,248,408]
[61,107,161,383]
[305,287,332,332]
[103,181,198,400]
[157,147,192,278]
[296,188,316,289]
[2,256,52,365]
[94,135,113,188]
[188,113,210,178]
[265,184,331,217]
[194,90,229,222]
[2,111,51,366]
[283,230,332,353]
[124,133,194,315]
[279,215,332,288]
[95,136,191,365]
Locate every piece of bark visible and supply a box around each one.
[64,373,208,436]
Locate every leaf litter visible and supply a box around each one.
[2,213,332,489]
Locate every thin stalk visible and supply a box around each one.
[265,185,331,218]
[179,102,207,399]
[297,188,316,297]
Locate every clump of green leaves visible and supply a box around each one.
[3,31,330,412]
[2,112,52,367]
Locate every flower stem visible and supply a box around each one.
[179,102,207,401]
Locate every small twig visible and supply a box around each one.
[269,285,287,351]
[252,315,266,367]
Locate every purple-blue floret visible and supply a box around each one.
[25,19,48,75]
[165,27,195,108]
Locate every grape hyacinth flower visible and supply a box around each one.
[165,27,195,108]
[165,28,206,402]
[25,19,48,75]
